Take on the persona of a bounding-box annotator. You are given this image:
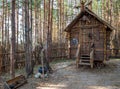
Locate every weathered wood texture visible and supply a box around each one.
[7,75,27,89]
[67,11,112,63]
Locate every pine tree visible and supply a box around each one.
[10,0,16,78]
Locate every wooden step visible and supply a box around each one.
[80,60,90,62]
[81,54,89,56]
[79,62,91,65]
[80,57,90,59]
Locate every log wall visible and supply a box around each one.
[69,13,111,62]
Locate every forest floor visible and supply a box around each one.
[2,59,120,89]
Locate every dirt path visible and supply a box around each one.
[19,59,120,89]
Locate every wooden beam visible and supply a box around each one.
[72,24,99,29]
[103,27,107,63]
[80,24,99,29]
[76,29,81,68]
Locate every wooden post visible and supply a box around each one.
[76,44,80,68]
[90,48,94,68]
[103,27,107,63]
[68,33,71,59]
[76,30,81,68]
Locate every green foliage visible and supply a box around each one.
[113,0,120,14]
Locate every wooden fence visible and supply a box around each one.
[0,43,68,74]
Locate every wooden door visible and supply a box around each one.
[80,27,104,61]
[94,28,104,61]
[80,28,93,55]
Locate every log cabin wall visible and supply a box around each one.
[69,13,111,62]
[106,29,112,60]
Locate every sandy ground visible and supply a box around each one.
[17,59,120,89]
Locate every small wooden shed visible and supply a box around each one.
[64,6,115,68]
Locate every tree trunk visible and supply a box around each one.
[10,0,16,78]
[24,0,33,77]
[2,0,4,45]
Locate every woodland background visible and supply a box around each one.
[0,0,120,77]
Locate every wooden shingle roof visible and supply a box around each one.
[64,7,116,32]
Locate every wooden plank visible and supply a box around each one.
[7,75,27,89]
[80,57,90,59]
[80,24,99,29]
[90,48,94,68]
[75,44,80,58]
[76,29,81,68]
[72,24,99,29]
[68,34,71,58]
[103,27,107,63]
[79,63,91,65]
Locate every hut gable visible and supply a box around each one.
[64,7,115,32]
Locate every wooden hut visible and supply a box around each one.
[64,4,115,68]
